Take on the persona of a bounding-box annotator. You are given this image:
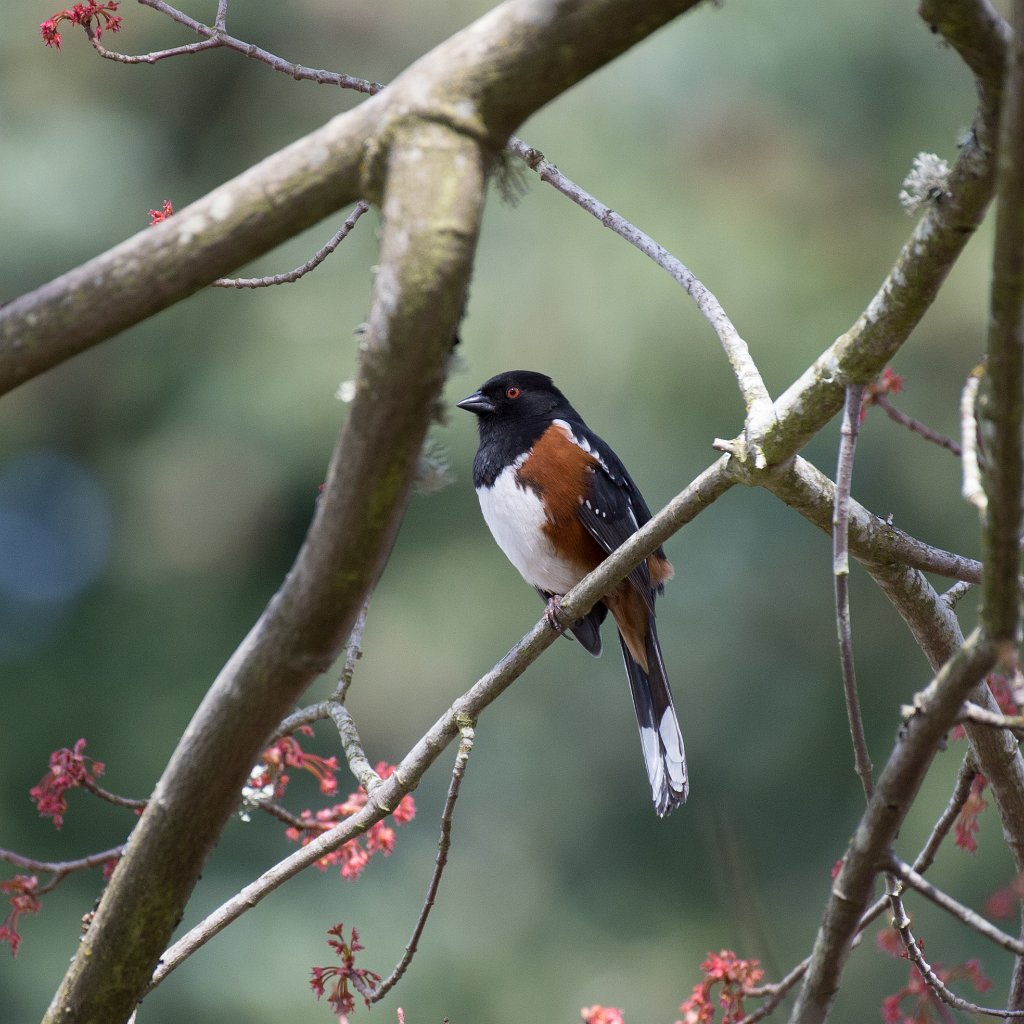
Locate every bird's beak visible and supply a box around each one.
[456,390,495,414]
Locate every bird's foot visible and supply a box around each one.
[544,595,568,635]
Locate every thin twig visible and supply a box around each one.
[889,854,1024,956]
[0,846,125,895]
[914,754,978,875]
[335,598,370,704]
[144,460,734,995]
[961,364,987,511]
[328,703,378,793]
[254,800,310,831]
[213,202,371,288]
[506,136,774,447]
[941,579,975,609]
[130,0,382,92]
[872,394,963,456]
[88,29,221,62]
[834,384,873,799]
[960,701,1024,734]
[738,958,809,1024]
[272,701,333,740]
[736,754,979,1024]
[887,879,1024,1018]
[81,778,147,811]
[371,723,475,1002]
[272,597,372,769]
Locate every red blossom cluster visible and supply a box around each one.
[581,1005,625,1024]
[954,774,988,854]
[677,950,764,1024]
[984,871,1024,918]
[0,875,41,957]
[285,762,415,881]
[40,1,122,51]
[310,923,381,1019]
[860,367,905,422]
[29,738,105,830]
[881,959,990,1024]
[148,200,175,225]
[252,728,340,800]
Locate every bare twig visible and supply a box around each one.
[790,630,997,1024]
[872,393,963,456]
[144,458,735,995]
[506,136,774,446]
[962,364,987,511]
[213,202,371,288]
[253,800,310,831]
[372,723,475,1002]
[767,456,984,586]
[328,703,378,792]
[889,854,1024,956]
[886,878,1024,1018]
[737,754,985,1023]
[80,778,147,811]
[122,0,382,92]
[0,847,124,895]
[980,0,1024,650]
[914,755,978,874]
[335,598,371,704]
[739,959,809,1024]
[272,701,333,740]
[271,600,371,744]
[960,701,1024,734]
[941,579,975,609]
[833,384,873,799]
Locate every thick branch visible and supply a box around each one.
[763,0,1004,463]
[980,0,1024,647]
[763,457,983,585]
[147,456,734,990]
[42,106,488,1024]
[0,107,373,395]
[789,631,998,1024]
[33,3,709,1019]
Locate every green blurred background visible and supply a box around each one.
[0,1,1007,1021]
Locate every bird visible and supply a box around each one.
[457,370,687,815]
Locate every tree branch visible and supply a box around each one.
[144,456,733,994]
[789,630,998,1024]
[889,854,1024,957]
[765,0,1004,464]
[371,724,475,1002]
[979,0,1024,649]
[1,0,706,398]
[833,385,873,799]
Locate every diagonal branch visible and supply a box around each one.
[789,630,998,1024]
[1,0,706,398]
[371,724,475,1002]
[145,456,734,993]
[979,0,1024,649]
[507,136,773,431]
[889,854,1024,957]
[833,385,873,799]
[764,0,1006,466]
[42,83,489,1024]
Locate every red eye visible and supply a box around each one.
[505,386,520,399]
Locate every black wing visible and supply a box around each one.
[571,424,658,607]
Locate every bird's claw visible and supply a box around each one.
[544,596,567,635]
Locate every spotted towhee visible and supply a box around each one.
[457,370,687,816]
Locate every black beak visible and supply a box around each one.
[456,390,495,415]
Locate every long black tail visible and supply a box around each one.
[618,619,688,816]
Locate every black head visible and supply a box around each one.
[456,370,579,424]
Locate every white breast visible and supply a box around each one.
[477,463,584,595]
